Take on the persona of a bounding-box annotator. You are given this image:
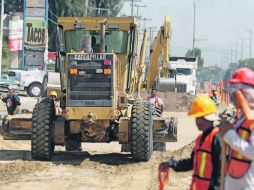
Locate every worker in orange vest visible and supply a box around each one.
[147,88,164,113]
[159,96,221,190]
[219,67,254,190]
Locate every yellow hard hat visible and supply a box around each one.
[188,96,216,118]
[49,91,57,97]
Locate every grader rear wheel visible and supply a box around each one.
[130,101,153,161]
[31,97,55,160]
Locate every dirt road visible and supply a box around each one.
[0,96,199,190]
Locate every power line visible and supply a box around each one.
[133,4,146,18]
[48,18,58,25]
[125,0,142,16]
[138,17,151,29]
[49,9,58,19]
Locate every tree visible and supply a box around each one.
[185,48,204,68]
[223,68,231,81]
[197,66,223,83]
[88,0,124,16]
[4,0,23,14]
[238,58,254,70]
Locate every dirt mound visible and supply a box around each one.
[0,161,49,184]
[140,90,195,112]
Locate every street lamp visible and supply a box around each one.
[192,1,196,57]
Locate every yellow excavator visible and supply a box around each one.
[135,16,176,95]
[1,16,177,161]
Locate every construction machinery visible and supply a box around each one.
[1,16,177,161]
[163,57,198,94]
[145,16,173,91]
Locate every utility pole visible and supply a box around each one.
[131,0,134,16]
[126,0,141,16]
[241,37,244,60]
[134,4,146,18]
[249,29,252,58]
[235,42,238,63]
[230,48,233,63]
[84,0,89,16]
[192,1,196,56]
[139,17,151,29]
[0,0,4,77]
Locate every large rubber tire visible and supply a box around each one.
[31,97,55,160]
[27,83,43,97]
[131,101,153,161]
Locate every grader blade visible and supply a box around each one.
[153,116,177,142]
[0,114,32,140]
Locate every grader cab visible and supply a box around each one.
[1,17,177,161]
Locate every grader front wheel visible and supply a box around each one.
[131,101,153,161]
[31,97,55,160]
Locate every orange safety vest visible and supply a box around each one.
[227,120,252,178]
[147,95,160,110]
[190,127,219,190]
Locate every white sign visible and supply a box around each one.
[27,0,45,8]
[9,20,23,36]
[9,19,23,51]
[27,8,45,17]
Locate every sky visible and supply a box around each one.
[120,0,254,67]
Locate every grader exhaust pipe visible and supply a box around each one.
[100,19,107,53]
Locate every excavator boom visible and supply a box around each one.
[146,16,171,89]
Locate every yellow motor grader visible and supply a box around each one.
[1,16,177,161]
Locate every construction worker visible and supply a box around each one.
[210,89,220,106]
[49,91,62,116]
[159,96,221,190]
[0,85,21,115]
[218,67,254,190]
[147,88,164,113]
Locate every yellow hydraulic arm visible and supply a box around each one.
[136,29,148,99]
[146,16,171,89]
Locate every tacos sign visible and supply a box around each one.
[24,20,46,48]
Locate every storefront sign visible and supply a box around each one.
[24,20,46,48]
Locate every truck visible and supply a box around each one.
[7,63,55,97]
[1,16,177,162]
[157,57,198,95]
[170,57,198,95]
